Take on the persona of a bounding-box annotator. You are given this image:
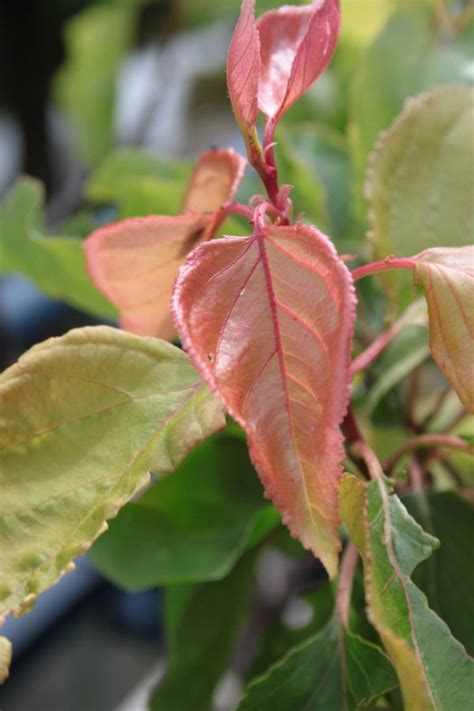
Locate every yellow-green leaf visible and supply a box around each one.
[0,636,11,684]
[414,246,474,413]
[0,326,224,623]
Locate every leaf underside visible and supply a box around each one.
[0,326,224,622]
[173,223,356,577]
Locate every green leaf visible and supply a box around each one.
[0,326,224,620]
[0,179,116,319]
[366,86,474,260]
[237,616,397,711]
[86,148,190,219]
[54,2,137,163]
[403,492,474,656]
[352,2,474,206]
[150,553,255,711]
[90,434,280,588]
[0,636,11,684]
[341,474,474,711]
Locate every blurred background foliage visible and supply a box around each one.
[0,0,473,709]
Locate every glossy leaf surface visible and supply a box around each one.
[85,149,246,338]
[414,246,474,413]
[366,86,474,260]
[257,0,340,119]
[0,326,224,621]
[237,616,397,710]
[341,475,474,711]
[91,434,279,587]
[173,223,356,577]
[0,179,115,319]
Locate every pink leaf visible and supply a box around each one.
[84,148,246,338]
[227,0,260,133]
[172,222,356,577]
[414,246,474,413]
[257,0,340,119]
[182,148,246,215]
[85,214,211,338]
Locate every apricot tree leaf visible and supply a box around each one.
[0,326,224,622]
[414,246,474,413]
[340,475,474,711]
[173,223,356,578]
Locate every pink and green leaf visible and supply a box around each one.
[227,0,260,134]
[414,246,474,413]
[172,222,356,577]
[84,148,246,338]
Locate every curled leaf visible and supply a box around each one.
[257,0,340,120]
[227,0,341,126]
[0,326,224,622]
[173,223,356,577]
[84,148,246,338]
[414,246,474,413]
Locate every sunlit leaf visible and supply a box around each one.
[227,0,260,134]
[341,474,474,710]
[91,434,279,587]
[183,148,246,215]
[366,86,474,260]
[0,326,224,621]
[173,223,356,577]
[0,179,115,319]
[414,246,474,413]
[237,616,397,710]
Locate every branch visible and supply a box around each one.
[351,257,416,282]
[385,434,474,473]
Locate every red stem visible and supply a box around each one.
[336,543,358,628]
[224,202,254,221]
[385,434,474,473]
[351,320,403,376]
[351,257,416,282]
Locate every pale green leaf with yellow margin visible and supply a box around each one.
[341,474,474,711]
[0,326,224,625]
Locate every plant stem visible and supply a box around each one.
[352,442,385,482]
[225,202,254,221]
[385,434,474,473]
[336,543,358,628]
[351,320,403,376]
[351,257,416,282]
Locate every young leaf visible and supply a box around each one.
[149,553,255,711]
[366,86,474,261]
[340,475,474,711]
[0,637,11,684]
[173,223,356,577]
[227,0,340,129]
[237,616,397,710]
[226,0,260,133]
[413,246,474,413]
[257,0,341,120]
[0,179,115,319]
[91,434,279,588]
[0,326,224,621]
[84,149,246,338]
